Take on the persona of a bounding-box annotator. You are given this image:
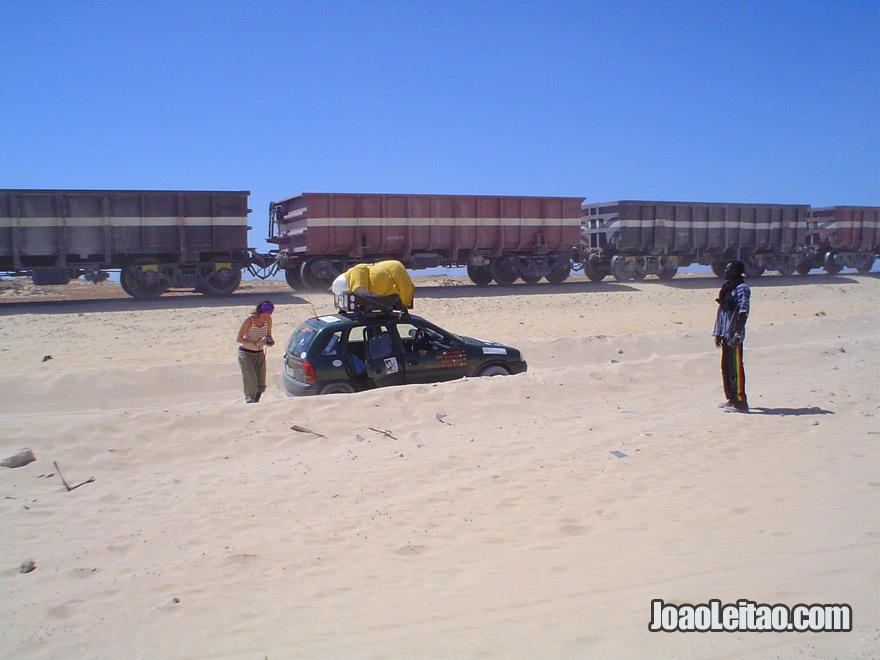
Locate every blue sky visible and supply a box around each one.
[1,0,877,252]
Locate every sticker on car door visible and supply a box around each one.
[384,357,399,374]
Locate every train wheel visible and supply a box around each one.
[610,256,633,282]
[121,258,167,299]
[199,259,241,296]
[710,261,727,278]
[657,265,678,280]
[490,257,517,286]
[285,267,304,290]
[521,275,541,285]
[795,262,812,275]
[632,264,648,281]
[467,264,493,286]
[856,255,875,274]
[823,252,842,275]
[300,258,339,290]
[776,263,797,277]
[583,261,607,282]
[545,260,571,284]
[743,259,764,278]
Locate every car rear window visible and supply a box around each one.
[286,322,320,357]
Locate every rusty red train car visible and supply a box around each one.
[268,192,583,288]
[578,200,811,280]
[797,206,879,274]
[0,189,251,297]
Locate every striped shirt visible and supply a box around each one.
[713,282,750,342]
[244,320,269,343]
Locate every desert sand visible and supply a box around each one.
[0,272,878,659]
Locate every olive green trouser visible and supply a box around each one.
[238,348,266,402]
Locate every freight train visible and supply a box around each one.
[0,189,876,298]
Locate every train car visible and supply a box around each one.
[796,206,879,274]
[0,189,252,298]
[578,200,811,281]
[268,192,583,288]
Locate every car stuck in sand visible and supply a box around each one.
[281,310,527,396]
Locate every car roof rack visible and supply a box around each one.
[337,292,412,320]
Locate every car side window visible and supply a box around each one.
[365,324,395,359]
[343,327,367,377]
[320,331,342,356]
[398,322,450,352]
[396,322,419,352]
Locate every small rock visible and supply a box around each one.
[1,448,36,469]
[41,355,53,362]
[19,560,36,574]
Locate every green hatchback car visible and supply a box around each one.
[282,311,528,396]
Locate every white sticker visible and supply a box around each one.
[384,357,399,374]
[300,351,307,359]
[332,359,343,367]
[482,347,507,355]
[318,315,339,323]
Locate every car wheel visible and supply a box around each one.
[319,382,356,395]
[478,365,509,377]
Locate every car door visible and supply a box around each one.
[363,323,406,388]
[395,319,470,384]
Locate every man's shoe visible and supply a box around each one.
[723,405,749,413]
[717,400,736,408]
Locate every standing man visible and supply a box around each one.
[713,261,751,413]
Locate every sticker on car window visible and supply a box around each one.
[332,359,343,367]
[482,347,507,355]
[301,351,307,359]
[384,357,399,374]
[318,316,338,323]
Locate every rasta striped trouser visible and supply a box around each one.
[720,339,747,405]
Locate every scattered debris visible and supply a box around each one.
[19,560,36,574]
[610,451,627,458]
[53,461,95,492]
[370,427,397,440]
[42,355,53,362]
[436,412,451,424]
[290,425,326,438]
[2,448,36,469]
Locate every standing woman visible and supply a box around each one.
[237,300,275,403]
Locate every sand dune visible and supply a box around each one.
[1,273,877,658]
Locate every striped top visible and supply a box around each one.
[244,320,269,343]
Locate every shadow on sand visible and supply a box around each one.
[0,289,314,316]
[747,406,835,416]
[652,274,867,291]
